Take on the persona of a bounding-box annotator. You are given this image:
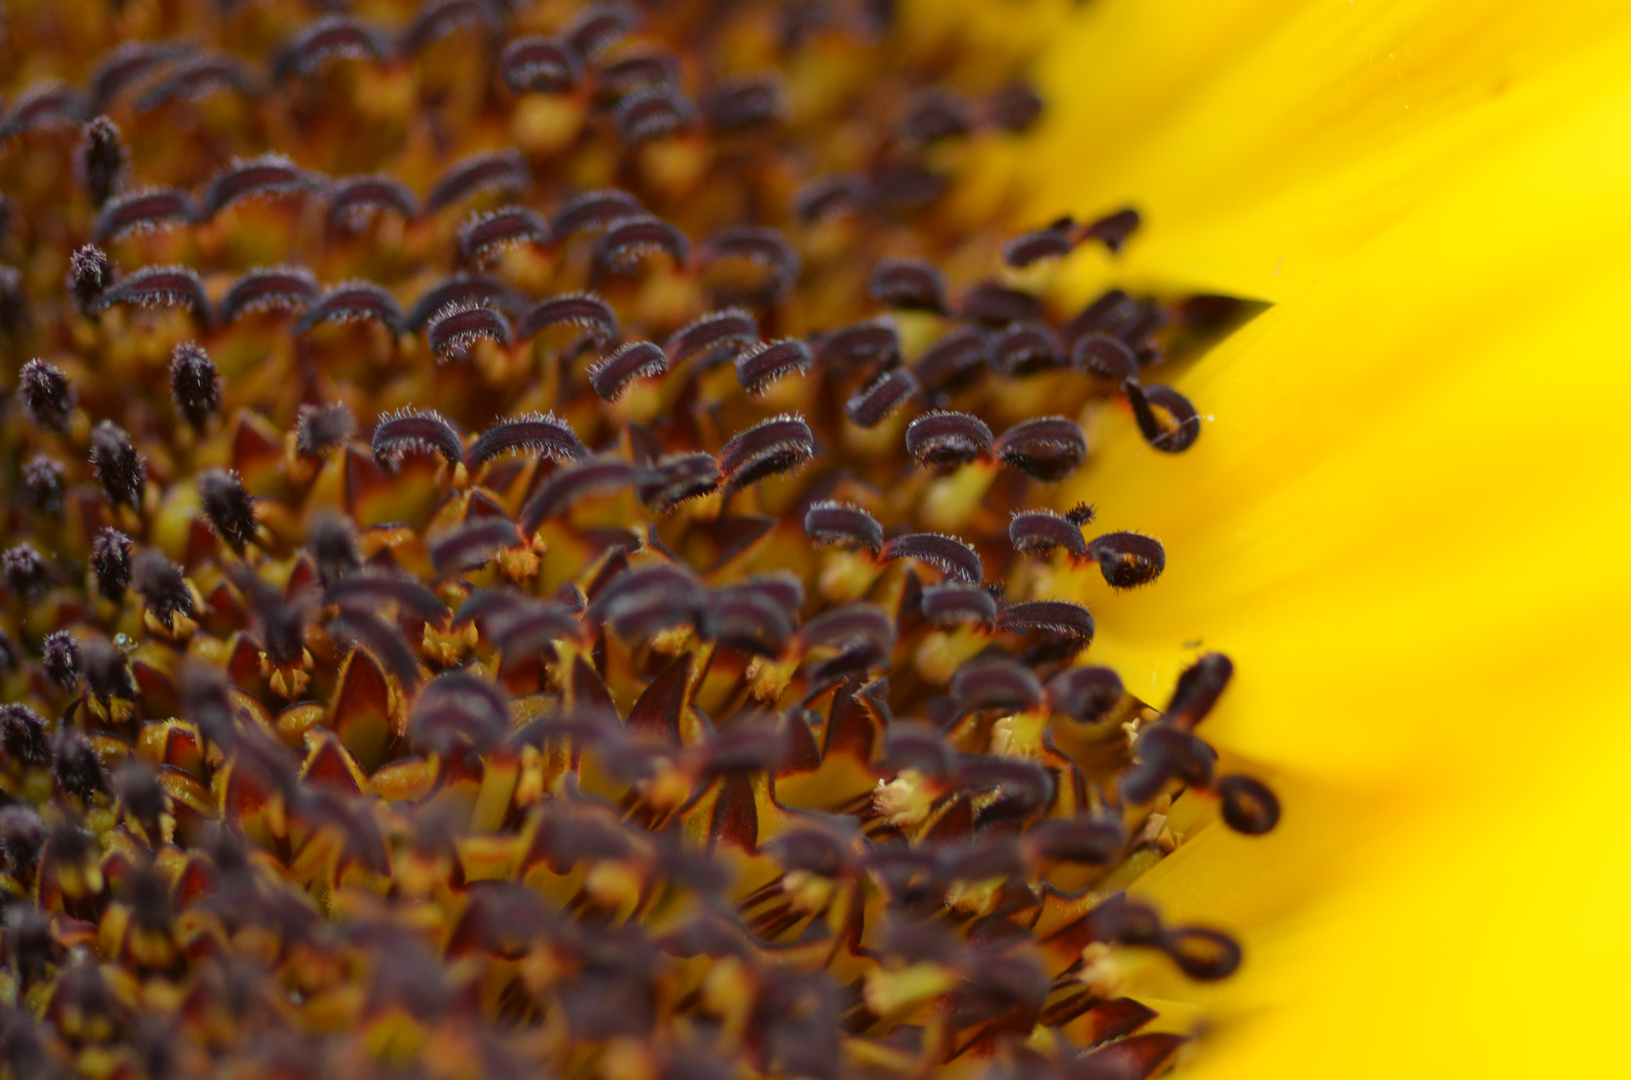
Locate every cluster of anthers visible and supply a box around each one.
[0,1,1274,1078]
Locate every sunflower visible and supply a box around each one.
[0,0,1619,1077]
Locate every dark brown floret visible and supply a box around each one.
[868,257,948,313]
[565,3,640,59]
[132,550,193,628]
[94,187,196,243]
[402,0,502,55]
[664,309,758,366]
[983,81,1045,132]
[920,583,998,628]
[91,528,132,601]
[52,728,108,801]
[198,469,258,553]
[201,154,325,220]
[1165,652,1234,728]
[813,318,899,368]
[1161,926,1242,981]
[1125,381,1202,453]
[218,266,319,323]
[736,339,813,395]
[273,17,392,82]
[1081,207,1143,254]
[791,173,871,222]
[1009,508,1089,560]
[514,292,618,344]
[3,544,51,603]
[804,501,884,553]
[75,115,126,207]
[500,36,583,94]
[429,519,521,576]
[425,149,531,213]
[0,705,51,768]
[427,303,512,361]
[89,420,147,510]
[466,412,583,468]
[327,174,419,228]
[306,511,361,587]
[589,342,667,401]
[718,415,815,489]
[1216,774,1281,835]
[100,264,212,324]
[898,87,974,143]
[42,630,81,691]
[458,206,551,265]
[592,215,691,274]
[19,359,75,432]
[1002,224,1075,268]
[373,407,466,467]
[990,321,1066,376]
[912,326,990,398]
[844,367,919,427]
[699,226,802,302]
[21,456,66,516]
[995,416,1087,482]
[1046,665,1124,724]
[295,402,356,458]
[704,74,786,130]
[597,51,682,100]
[998,599,1095,642]
[884,532,983,584]
[80,636,136,705]
[958,281,1042,325]
[521,457,638,532]
[1074,333,1138,380]
[295,280,403,335]
[951,656,1043,712]
[551,189,644,238]
[636,453,721,513]
[1087,531,1166,589]
[169,342,221,429]
[324,572,451,623]
[68,245,114,313]
[132,52,255,112]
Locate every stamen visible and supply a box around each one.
[804,501,884,553]
[457,206,551,265]
[500,37,583,95]
[736,339,813,394]
[883,532,983,584]
[218,266,319,323]
[718,415,815,489]
[905,410,994,467]
[1086,531,1167,589]
[198,469,258,553]
[869,257,949,314]
[295,280,403,335]
[68,244,114,314]
[589,342,668,400]
[327,175,419,229]
[466,411,584,468]
[274,17,392,82]
[373,407,465,467]
[89,420,147,509]
[515,293,618,344]
[995,416,1088,482]
[295,402,356,458]
[91,528,132,601]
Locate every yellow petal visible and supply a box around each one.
[1030,2,1631,1075]
[1030,0,1631,301]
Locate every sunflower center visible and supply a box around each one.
[1,1,1272,1076]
